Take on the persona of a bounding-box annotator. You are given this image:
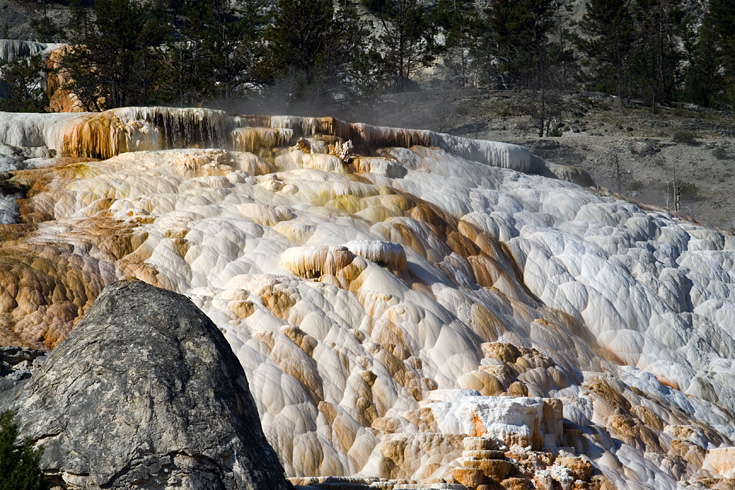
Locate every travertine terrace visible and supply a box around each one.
[1,107,734,489]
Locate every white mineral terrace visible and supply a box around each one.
[1,107,734,488]
[0,39,65,63]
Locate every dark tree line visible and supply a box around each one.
[576,0,686,110]
[55,0,376,110]
[2,0,735,114]
[683,0,735,108]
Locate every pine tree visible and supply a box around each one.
[549,0,578,90]
[264,0,367,101]
[485,0,561,136]
[576,0,635,101]
[60,0,170,109]
[578,0,686,109]
[682,13,719,107]
[431,0,483,88]
[362,0,434,92]
[0,55,49,112]
[708,0,735,44]
[30,16,59,42]
[266,0,336,89]
[628,0,685,110]
[707,0,735,106]
[485,0,555,90]
[169,0,266,104]
[29,0,60,42]
[0,411,47,490]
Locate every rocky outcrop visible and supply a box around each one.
[0,279,292,490]
[0,345,48,391]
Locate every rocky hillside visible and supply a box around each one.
[327,89,735,231]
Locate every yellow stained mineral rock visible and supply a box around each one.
[705,447,735,479]
[555,456,593,482]
[454,467,485,487]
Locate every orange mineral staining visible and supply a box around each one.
[3,108,735,489]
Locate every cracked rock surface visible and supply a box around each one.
[0,279,292,490]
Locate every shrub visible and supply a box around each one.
[713,146,729,160]
[498,102,514,117]
[548,126,563,137]
[671,130,697,145]
[679,182,698,196]
[0,410,47,490]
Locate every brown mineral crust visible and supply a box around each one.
[454,467,485,487]
[556,456,594,482]
[463,459,516,481]
[501,477,531,490]
[464,437,497,452]
[0,176,151,349]
[0,243,106,349]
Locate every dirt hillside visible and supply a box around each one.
[330,89,735,232]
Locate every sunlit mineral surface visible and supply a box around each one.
[1,107,734,489]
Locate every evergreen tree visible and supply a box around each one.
[0,55,49,112]
[60,0,171,109]
[30,17,60,42]
[266,0,337,89]
[576,0,635,101]
[708,0,735,46]
[682,16,720,107]
[431,0,483,88]
[362,0,435,91]
[485,0,555,89]
[485,0,561,136]
[549,0,578,90]
[706,0,735,106]
[0,410,47,490]
[264,0,366,101]
[628,0,685,110]
[578,0,686,109]
[29,0,60,42]
[169,0,266,104]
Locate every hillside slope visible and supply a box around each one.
[327,90,735,231]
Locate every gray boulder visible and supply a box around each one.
[1,279,292,490]
[0,345,49,392]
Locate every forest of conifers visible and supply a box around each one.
[2,0,735,115]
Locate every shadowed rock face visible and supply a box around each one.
[2,279,292,490]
